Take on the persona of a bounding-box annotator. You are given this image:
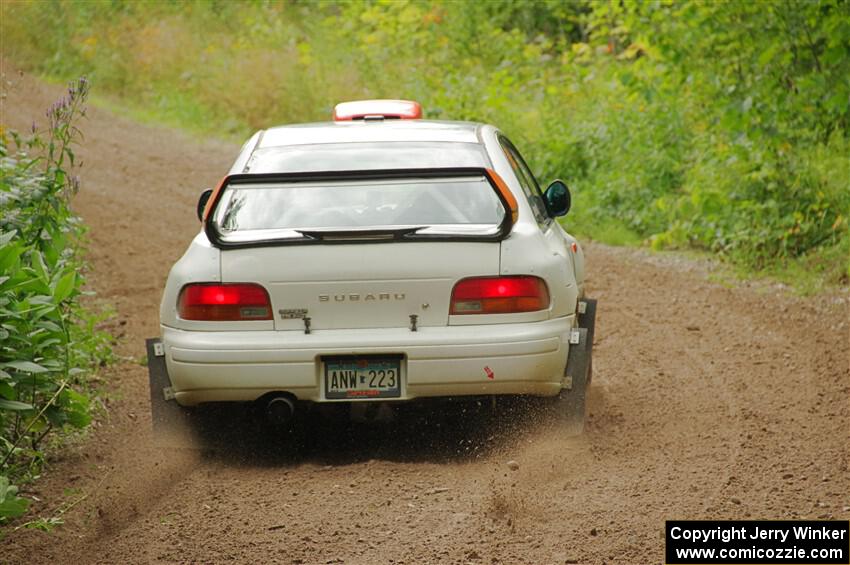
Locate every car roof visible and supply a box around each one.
[257,120,484,148]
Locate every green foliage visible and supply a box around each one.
[0,78,112,525]
[2,0,848,284]
[0,475,29,520]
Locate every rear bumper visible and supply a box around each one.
[160,316,575,405]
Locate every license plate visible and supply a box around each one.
[324,355,402,399]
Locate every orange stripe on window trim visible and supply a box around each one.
[485,168,519,225]
[202,175,229,222]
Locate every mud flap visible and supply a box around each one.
[146,338,194,447]
[559,297,597,431]
[578,298,597,353]
[561,327,590,428]
[577,297,597,385]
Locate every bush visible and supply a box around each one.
[0,78,111,524]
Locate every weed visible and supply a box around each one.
[0,78,111,525]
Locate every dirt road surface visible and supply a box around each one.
[2,65,848,565]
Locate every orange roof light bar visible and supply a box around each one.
[333,99,422,121]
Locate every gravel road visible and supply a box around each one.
[2,65,848,565]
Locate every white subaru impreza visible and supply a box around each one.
[146,100,596,434]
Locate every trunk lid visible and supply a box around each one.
[221,242,499,330]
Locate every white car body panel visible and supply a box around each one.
[221,241,500,330]
[159,118,589,406]
[162,316,572,405]
[257,120,480,149]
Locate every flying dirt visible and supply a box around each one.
[2,65,848,565]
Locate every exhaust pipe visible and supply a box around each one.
[265,396,295,426]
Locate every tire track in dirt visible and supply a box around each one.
[2,64,848,565]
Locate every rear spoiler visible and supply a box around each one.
[202,168,519,249]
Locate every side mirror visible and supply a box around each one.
[543,180,571,217]
[197,188,213,222]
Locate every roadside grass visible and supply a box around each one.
[24,72,247,144]
[735,239,850,295]
[568,214,849,296]
[89,89,247,144]
[566,217,644,248]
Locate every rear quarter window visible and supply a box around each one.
[498,136,550,225]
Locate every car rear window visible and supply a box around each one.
[210,175,506,244]
[244,142,489,173]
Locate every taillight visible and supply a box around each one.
[450,276,550,315]
[178,283,272,321]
